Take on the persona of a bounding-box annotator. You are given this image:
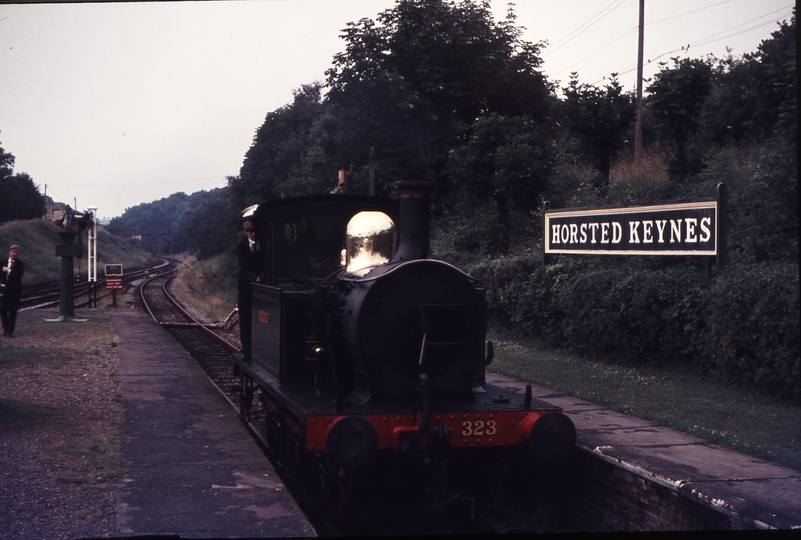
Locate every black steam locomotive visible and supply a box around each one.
[233,181,575,514]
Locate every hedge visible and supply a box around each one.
[468,256,799,400]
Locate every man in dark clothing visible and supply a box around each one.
[237,220,265,361]
[1,244,24,337]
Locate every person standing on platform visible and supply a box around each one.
[237,220,265,361]
[1,244,24,337]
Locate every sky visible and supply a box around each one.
[0,0,794,221]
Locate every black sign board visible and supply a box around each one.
[545,200,718,256]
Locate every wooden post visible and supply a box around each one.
[716,183,728,274]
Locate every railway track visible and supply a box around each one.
[138,265,243,410]
[19,259,169,310]
[136,265,565,536]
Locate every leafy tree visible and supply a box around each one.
[560,74,636,193]
[108,188,237,258]
[324,0,550,188]
[754,10,796,146]
[0,138,14,180]
[108,191,192,231]
[0,173,45,223]
[0,139,45,224]
[178,191,238,259]
[235,84,325,205]
[704,11,796,147]
[646,57,714,182]
[447,113,554,254]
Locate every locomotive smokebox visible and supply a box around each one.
[392,181,434,262]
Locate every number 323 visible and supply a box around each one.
[461,420,496,436]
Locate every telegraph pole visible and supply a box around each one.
[634,0,645,161]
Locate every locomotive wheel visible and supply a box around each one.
[285,430,306,485]
[310,454,348,517]
[263,410,283,459]
[239,375,254,422]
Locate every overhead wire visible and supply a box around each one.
[577,3,795,87]
[543,0,793,85]
[544,0,628,56]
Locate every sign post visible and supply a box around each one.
[105,264,123,307]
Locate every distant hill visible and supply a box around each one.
[0,218,153,284]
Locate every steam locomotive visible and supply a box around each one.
[233,181,575,514]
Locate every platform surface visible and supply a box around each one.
[486,372,801,530]
[108,308,315,538]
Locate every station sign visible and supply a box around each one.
[544,200,718,256]
[105,277,124,290]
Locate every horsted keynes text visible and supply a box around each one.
[545,201,718,256]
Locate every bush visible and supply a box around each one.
[551,264,711,365]
[704,263,799,398]
[472,252,799,400]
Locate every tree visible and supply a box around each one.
[235,84,325,205]
[754,10,796,149]
[703,12,796,147]
[560,74,636,193]
[0,173,45,223]
[0,138,14,181]
[0,139,45,224]
[324,0,550,188]
[447,113,554,254]
[646,58,714,181]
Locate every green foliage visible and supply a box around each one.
[447,113,554,254]
[323,0,549,186]
[646,57,714,181]
[460,122,798,400]
[0,173,45,223]
[177,193,238,260]
[703,13,796,147]
[468,253,798,400]
[705,263,799,398]
[0,138,14,180]
[108,188,235,259]
[171,252,238,322]
[234,84,328,203]
[560,74,636,192]
[0,139,45,224]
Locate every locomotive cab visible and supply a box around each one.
[244,195,401,387]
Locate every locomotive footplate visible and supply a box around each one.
[235,357,571,458]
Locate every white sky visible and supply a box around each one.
[0,0,794,220]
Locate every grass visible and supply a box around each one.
[487,327,801,471]
[0,218,153,283]
[170,253,238,323]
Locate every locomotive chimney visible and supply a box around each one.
[392,181,434,262]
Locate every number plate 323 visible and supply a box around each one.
[461,419,496,436]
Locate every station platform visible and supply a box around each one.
[487,372,801,530]
[107,308,315,538]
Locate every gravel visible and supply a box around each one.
[0,308,122,539]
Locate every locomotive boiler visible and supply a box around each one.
[233,181,575,514]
